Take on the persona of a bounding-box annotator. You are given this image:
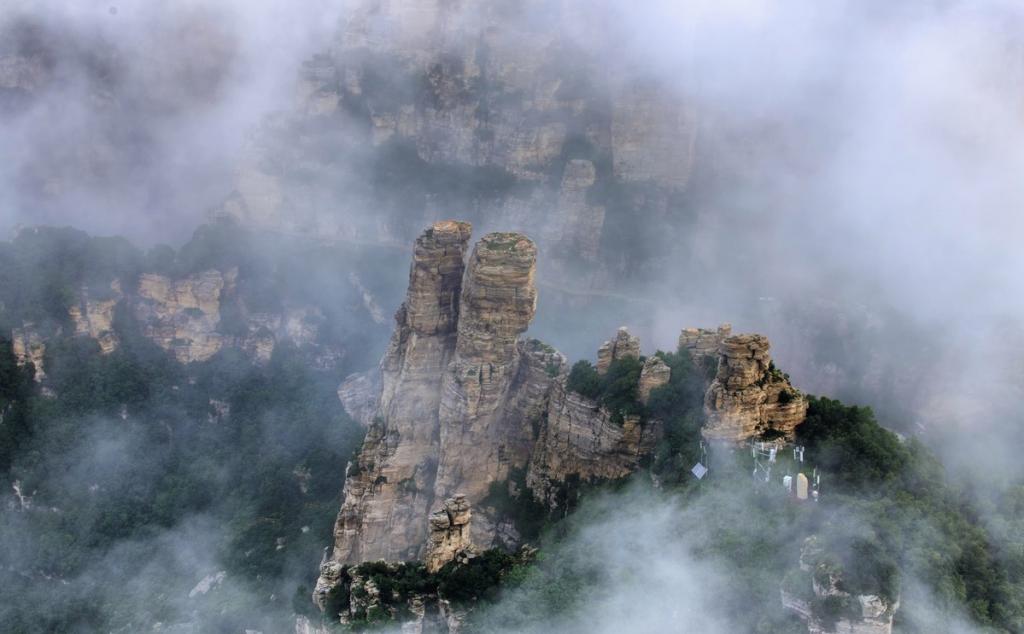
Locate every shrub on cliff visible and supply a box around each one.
[565,357,644,424]
[566,360,601,399]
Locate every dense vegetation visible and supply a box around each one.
[0,225,394,632]
[477,346,1024,633]
[2,225,1021,632]
[316,549,527,630]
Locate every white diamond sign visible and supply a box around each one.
[691,462,708,480]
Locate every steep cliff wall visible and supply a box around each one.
[328,220,473,568]
[434,232,538,503]
[227,0,698,283]
[526,380,662,508]
[317,223,666,609]
[316,225,809,626]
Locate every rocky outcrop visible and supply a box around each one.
[318,223,662,605]
[596,327,641,375]
[135,270,232,364]
[425,495,473,573]
[703,334,808,442]
[526,382,662,507]
[679,324,732,366]
[434,232,538,503]
[638,356,671,404]
[11,324,46,382]
[328,221,473,566]
[69,281,122,355]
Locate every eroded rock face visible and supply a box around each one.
[319,223,662,600]
[69,281,123,355]
[434,232,538,503]
[703,334,808,442]
[135,270,232,364]
[11,324,46,382]
[679,323,732,366]
[596,326,641,375]
[425,494,473,573]
[327,221,473,567]
[318,225,758,622]
[638,356,671,404]
[527,382,662,507]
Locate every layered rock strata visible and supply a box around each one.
[135,270,233,364]
[329,220,473,566]
[596,326,641,375]
[679,323,732,366]
[425,495,473,573]
[638,356,671,404]
[318,224,662,606]
[434,233,539,503]
[703,334,808,442]
[526,381,662,508]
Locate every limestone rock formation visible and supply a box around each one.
[327,221,473,566]
[434,232,539,503]
[11,324,46,382]
[135,270,232,364]
[679,324,732,366]
[425,495,473,573]
[638,356,671,404]
[596,327,641,375]
[526,382,662,508]
[703,334,808,442]
[69,281,123,355]
[318,223,662,607]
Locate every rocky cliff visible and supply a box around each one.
[327,220,473,568]
[10,264,350,382]
[225,0,698,285]
[315,222,810,625]
[703,333,808,442]
[526,381,661,508]
[425,494,474,574]
[316,221,665,610]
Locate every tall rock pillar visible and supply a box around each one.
[320,221,472,576]
[434,232,538,503]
